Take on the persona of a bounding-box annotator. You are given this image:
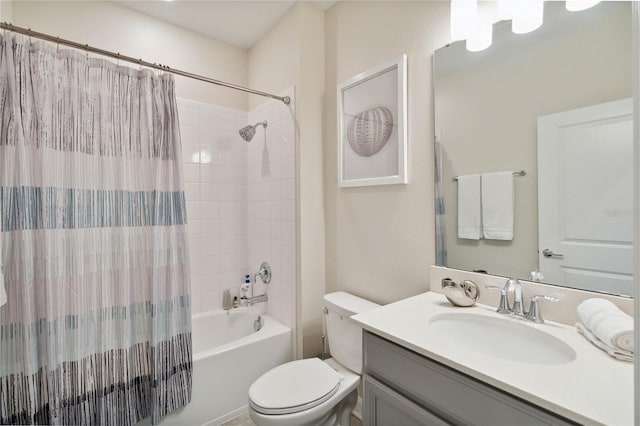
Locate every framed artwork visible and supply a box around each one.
[337,54,408,187]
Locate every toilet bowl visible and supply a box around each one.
[248,292,380,426]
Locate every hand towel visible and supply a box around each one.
[577,298,620,329]
[457,174,482,240]
[576,322,633,362]
[577,298,634,352]
[481,171,514,240]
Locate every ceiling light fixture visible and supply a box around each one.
[511,0,544,34]
[497,0,515,21]
[466,22,492,52]
[565,0,600,12]
[450,0,478,41]
[453,0,595,53]
[466,3,494,52]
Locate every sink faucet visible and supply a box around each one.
[506,278,524,316]
[485,279,559,323]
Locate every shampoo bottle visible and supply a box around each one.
[240,274,251,304]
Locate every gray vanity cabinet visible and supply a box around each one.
[363,374,449,426]
[362,331,577,426]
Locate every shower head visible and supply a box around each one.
[239,120,268,142]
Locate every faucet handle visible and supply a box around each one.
[504,278,524,316]
[525,295,559,324]
[484,285,510,314]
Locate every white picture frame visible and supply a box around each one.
[337,54,408,188]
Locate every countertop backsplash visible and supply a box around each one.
[430,265,633,326]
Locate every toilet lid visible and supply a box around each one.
[249,358,342,415]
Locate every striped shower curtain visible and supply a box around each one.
[435,138,447,266]
[0,34,192,425]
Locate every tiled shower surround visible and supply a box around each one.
[247,89,297,330]
[177,90,296,330]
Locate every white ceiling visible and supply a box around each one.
[115,1,335,50]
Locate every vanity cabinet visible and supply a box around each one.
[362,331,577,426]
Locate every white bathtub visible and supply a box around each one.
[142,307,292,426]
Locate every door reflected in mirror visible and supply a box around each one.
[433,1,632,297]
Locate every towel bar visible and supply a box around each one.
[453,170,526,181]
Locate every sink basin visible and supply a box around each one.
[428,313,576,365]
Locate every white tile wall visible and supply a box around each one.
[178,91,297,331]
[178,99,249,315]
[248,87,297,330]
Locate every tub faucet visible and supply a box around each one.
[249,293,268,305]
[253,262,272,288]
[247,262,271,306]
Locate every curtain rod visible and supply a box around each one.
[0,22,291,105]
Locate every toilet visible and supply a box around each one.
[248,292,380,426]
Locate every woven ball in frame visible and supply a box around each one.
[346,106,394,157]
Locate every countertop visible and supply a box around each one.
[352,291,634,426]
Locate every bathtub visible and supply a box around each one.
[142,307,292,426]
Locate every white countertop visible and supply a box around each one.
[352,291,634,426]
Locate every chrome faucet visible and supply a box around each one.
[485,278,559,324]
[506,278,524,316]
[248,293,268,305]
[246,261,271,306]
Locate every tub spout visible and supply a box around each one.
[249,294,268,305]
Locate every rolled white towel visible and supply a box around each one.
[577,298,633,353]
[576,322,633,362]
[592,314,634,352]
[577,298,618,323]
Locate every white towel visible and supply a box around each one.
[577,298,634,353]
[0,235,5,308]
[457,174,482,240]
[577,298,619,329]
[576,322,633,362]
[481,171,514,240]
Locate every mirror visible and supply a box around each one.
[434,2,633,297]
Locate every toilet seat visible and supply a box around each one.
[249,358,342,415]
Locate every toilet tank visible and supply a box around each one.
[323,292,380,374]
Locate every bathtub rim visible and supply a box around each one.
[192,308,291,361]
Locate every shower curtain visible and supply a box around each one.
[435,138,447,265]
[0,34,192,425]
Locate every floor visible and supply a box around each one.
[221,412,363,426]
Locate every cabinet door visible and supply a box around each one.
[363,375,450,426]
[364,332,577,426]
